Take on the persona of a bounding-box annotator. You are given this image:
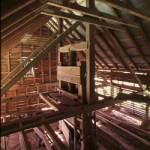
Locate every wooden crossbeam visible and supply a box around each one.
[39,93,59,111]
[1,97,124,136]
[99,0,150,21]
[1,22,81,96]
[1,1,46,35]
[58,41,87,52]
[42,9,127,32]
[1,92,149,136]
[46,0,138,28]
[1,0,36,20]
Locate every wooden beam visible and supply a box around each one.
[50,18,77,42]
[2,92,149,136]
[1,22,81,96]
[58,41,87,52]
[1,1,46,34]
[41,9,126,32]
[1,97,125,136]
[86,6,96,104]
[99,0,150,21]
[1,0,36,20]
[64,18,85,40]
[44,124,68,150]
[46,0,138,28]
[58,66,80,75]
[39,93,59,111]
[82,1,98,149]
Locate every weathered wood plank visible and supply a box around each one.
[58,41,87,52]
[39,93,58,111]
[57,66,80,76]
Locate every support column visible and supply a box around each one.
[86,0,96,104]
[81,1,98,150]
[58,18,63,88]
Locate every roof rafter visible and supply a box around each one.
[113,9,150,68]
[97,29,127,69]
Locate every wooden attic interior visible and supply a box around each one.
[1,0,150,150]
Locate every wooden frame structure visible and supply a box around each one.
[1,1,150,149]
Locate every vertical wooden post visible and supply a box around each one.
[58,18,63,88]
[81,1,98,150]
[86,0,96,104]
